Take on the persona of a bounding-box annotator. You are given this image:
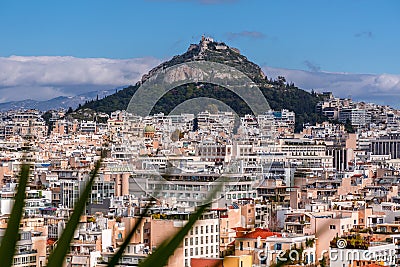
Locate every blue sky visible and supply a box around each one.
[1,0,399,74]
[0,0,400,105]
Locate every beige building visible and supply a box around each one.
[305,210,358,258]
[143,212,220,267]
[234,229,316,266]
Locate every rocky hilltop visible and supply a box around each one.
[140,36,267,86]
[78,37,324,131]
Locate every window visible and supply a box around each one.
[185,238,188,246]
[261,255,267,265]
[211,225,214,233]
[330,225,336,229]
[201,226,204,234]
[240,242,243,251]
[206,225,208,234]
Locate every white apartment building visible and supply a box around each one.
[339,108,371,127]
[142,212,220,267]
[80,121,97,133]
[279,139,334,169]
[183,217,220,267]
[197,111,235,133]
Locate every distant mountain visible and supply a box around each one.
[78,38,325,131]
[0,89,118,112]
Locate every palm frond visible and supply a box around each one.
[107,206,150,267]
[0,163,30,267]
[139,181,223,267]
[47,159,102,267]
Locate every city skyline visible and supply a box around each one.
[0,0,400,106]
[3,2,400,267]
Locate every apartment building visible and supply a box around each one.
[143,212,220,267]
[339,108,371,127]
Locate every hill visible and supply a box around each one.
[78,37,324,132]
[0,89,115,112]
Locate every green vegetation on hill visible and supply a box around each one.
[82,85,139,115]
[78,39,325,132]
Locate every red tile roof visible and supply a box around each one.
[240,228,282,239]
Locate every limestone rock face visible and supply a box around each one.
[140,37,268,86]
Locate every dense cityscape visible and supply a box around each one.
[2,89,400,266]
[1,1,400,267]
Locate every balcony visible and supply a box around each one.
[16,249,37,255]
[71,239,97,246]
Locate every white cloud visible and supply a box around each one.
[1,55,400,109]
[0,56,160,102]
[262,66,400,108]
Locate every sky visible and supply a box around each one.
[0,0,400,106]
